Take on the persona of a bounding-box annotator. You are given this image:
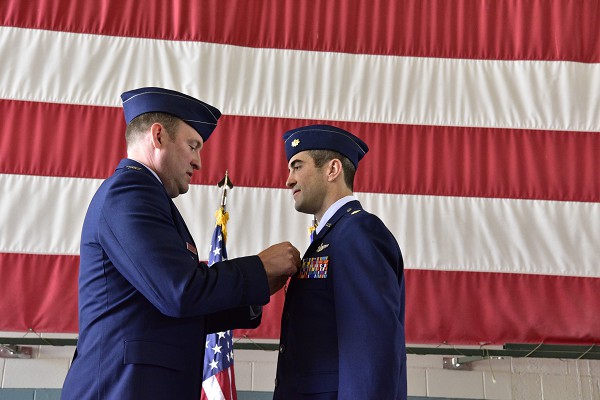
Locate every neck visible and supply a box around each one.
[127,146,157,175]
[315,188,353,222]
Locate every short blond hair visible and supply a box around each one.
[125,112,181,146]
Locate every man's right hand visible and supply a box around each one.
[258,242,301,294]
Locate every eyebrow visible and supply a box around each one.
[289,159,303,169]
[190,138,203,149]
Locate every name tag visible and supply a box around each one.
[186,242,198,255]
[298,256,329,279]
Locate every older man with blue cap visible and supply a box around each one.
[274,124,407,400]
[62,87,300,400]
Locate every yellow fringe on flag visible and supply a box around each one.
[215,207,229,242]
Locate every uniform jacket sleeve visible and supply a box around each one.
[331,213,406,399]
[97,168,270,318]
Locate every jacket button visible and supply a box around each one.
[279,344,285,353]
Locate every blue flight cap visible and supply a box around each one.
[283,124,369,169]
[120,87,221,142]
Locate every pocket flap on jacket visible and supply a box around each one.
[123,340,185,371]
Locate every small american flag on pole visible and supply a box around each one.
[201,207,237,400]
[202,172,237,400]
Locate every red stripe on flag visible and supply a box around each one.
[0,100,126,179]
[1,0,598,62]
[241,269,600,345]
[404,269,600,345]
[2,100,598,202]
[3,252,600,344]
[0,253,79,332]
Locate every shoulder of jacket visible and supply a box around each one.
[341,206,368,220]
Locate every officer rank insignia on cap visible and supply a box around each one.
[298,256,329,279]
[282,124,369,169]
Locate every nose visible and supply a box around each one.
[191,152,201,170]
[285,171,295,188]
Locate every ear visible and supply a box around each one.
[150,123,164,149]
[326,158,343,182]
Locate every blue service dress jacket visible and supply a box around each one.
[273,200,407,400]
[61,158,270,400]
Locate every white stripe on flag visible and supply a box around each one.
[1,26,599,131]
[2,173,599,278]
[202,375,226,400]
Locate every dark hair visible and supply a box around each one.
[125,112,181,146]
[308,149,356,190]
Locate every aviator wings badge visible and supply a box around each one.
[316,243,330,253]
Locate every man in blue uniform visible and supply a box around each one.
[61,87,300,399]
[274,124,407,399]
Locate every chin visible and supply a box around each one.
[169,185,188,198]
[294,204,310,215]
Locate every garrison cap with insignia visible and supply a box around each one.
[121,87,221,142]
[282,124,369,168]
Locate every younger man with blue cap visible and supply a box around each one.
[274,124,407,399]
[62,87,300,400]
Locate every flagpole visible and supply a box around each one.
[218,170,234,211]
[202,170,238,400]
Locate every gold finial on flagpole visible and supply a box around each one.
[215,170,234,241]
[217,170,234,211]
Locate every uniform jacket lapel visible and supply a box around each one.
[115,158,197,250]
[305,200,363,254]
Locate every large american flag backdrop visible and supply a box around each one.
[0,1,599,347]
